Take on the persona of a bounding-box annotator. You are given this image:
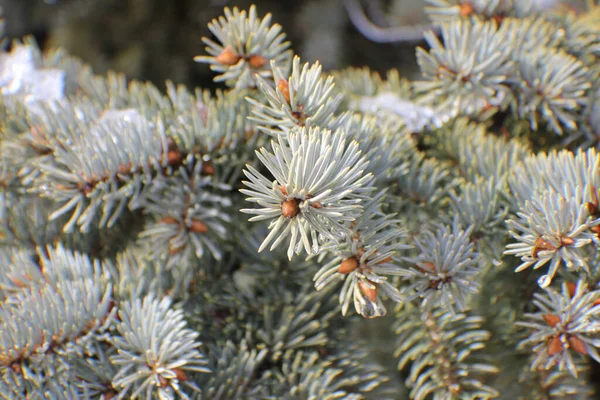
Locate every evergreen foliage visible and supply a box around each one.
[1,1,600,399]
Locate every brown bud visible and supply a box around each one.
[568,335,588,355]
[419,262,436,272]
[167,150,183,166]
[216,46,241,66]
[278,79,290,103]
[311,201,323,209]
[189,219,208,233]
[543,314,561,327]
[279,185,288,196]
[339,256,359,274]
[107,299,118,318]
[202,161,215,176]
[247,54,267,68]
[591,225,600,234]
[102,390,118,400]
[566,282,577,297]
[160,216,180,225]
[358,280,378,302]
[547,335,563,356]
[587,202,598,216]
[532,236,556,258]
[157,374,169,388]
[459,2,474,17]
[119,162,132,175]
[560,236,575,246]
[173,367,188,381]
[281,198,300,218]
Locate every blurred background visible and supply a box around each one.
[2,0,591,90]
[0,0,430,90]
[1,0,593,89]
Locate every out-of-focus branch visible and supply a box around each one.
[364,0,390,26]
[344,0,438,43]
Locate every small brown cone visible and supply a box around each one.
[189,219,208,233]
[532,236,556,258]
[543,314,561,327]
[419,262,436,272]
[547,335,563,356]
[358,280,378,302]
[173,367,188,381]
[119,162,132,175]
[587,201,598,216]
[102,390,118,400]
[281,198,300,218]
[248,54,268,68]
[560,236,575,246]
[568,336,588,355]
[339,256,359,274]
[157,374,169,388]
[459,2,474,17]
[216,46,241,65]
[160,216,180,225]
[492,14,505,24]
[278,79,291,103]
[202,161,215,176]
[107,299,118,320]
[590,187,598,211]
[167,150,183,166]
